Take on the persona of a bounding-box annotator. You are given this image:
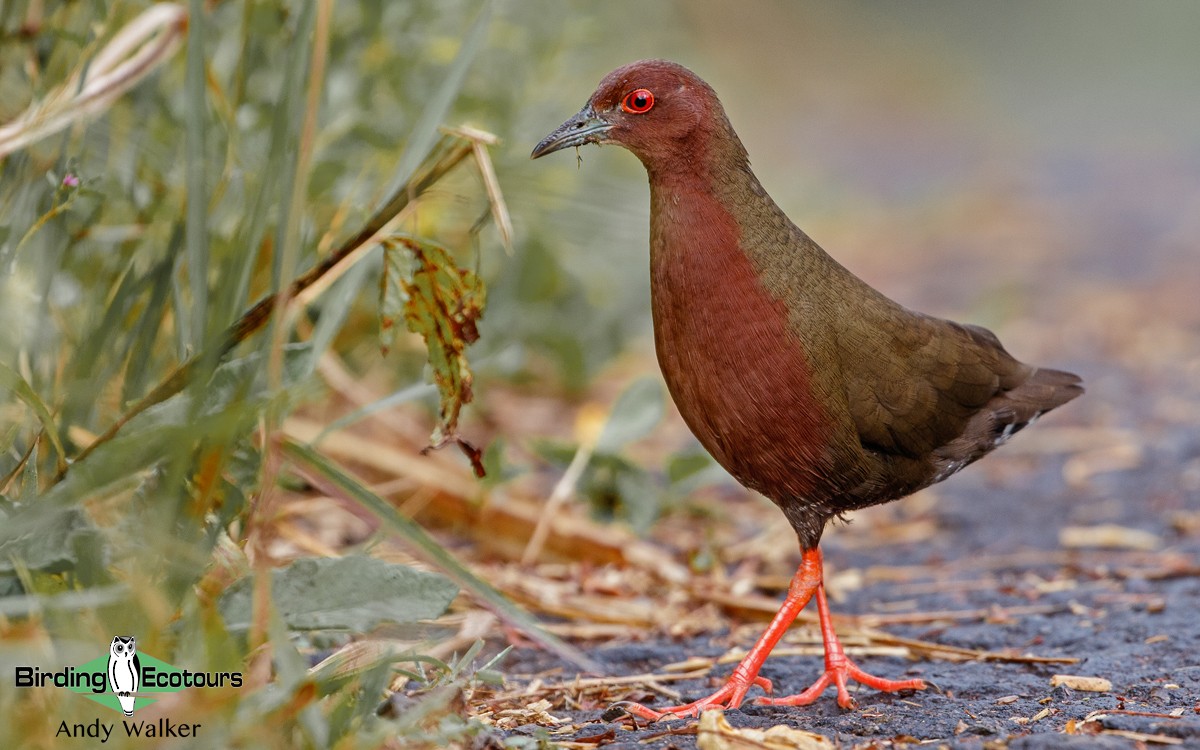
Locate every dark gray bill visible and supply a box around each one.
[530,104,613,159]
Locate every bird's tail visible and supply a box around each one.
[1018,366,1084,414]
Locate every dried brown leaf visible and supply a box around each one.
[696,709,834,750]
[1050,674,1113,692]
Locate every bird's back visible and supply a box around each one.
[748,191,1082,504]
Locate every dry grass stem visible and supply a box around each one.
[0,3,187,159]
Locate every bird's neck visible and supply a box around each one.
[645,125,825,300]
[644,127,838,525]
[646,115,792,314]
[643,115,754,199]
[645,118,855,329]
[645,132,762,311]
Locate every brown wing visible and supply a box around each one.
[841,308,1028,460]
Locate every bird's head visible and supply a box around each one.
[531,59,731,171]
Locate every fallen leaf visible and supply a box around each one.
[697,709,834,750]
[1051,674,1113,692]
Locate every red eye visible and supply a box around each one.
[622,88,655,114]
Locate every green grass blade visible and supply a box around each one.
[0,585,129,617]
[310,381,437,445]
[380,0,492,203]
[122,234,180,403]
[184,0,211,347]
[304,245,375,377]
[266,0,316,299]
[0,362,66,473]
[281,437,603,675]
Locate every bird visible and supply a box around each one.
[531,59,1083,720]
[107,635,141,717]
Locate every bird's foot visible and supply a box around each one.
[754,653,924,710]
[619,674,773,721]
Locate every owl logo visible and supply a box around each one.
[107,636,141,716]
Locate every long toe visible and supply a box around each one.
[756,658,924,709]
[619,674,772,721]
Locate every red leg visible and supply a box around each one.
[756,556,926,709]
[622,548,825,720]
[622,547,925,721]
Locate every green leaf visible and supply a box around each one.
[0,347,307,547]
[596,376,665,453]
[614,465,660,534]
[201,342,314,414]
[528,438,577,467]
[121,238,180,404]
[219,555,458,632]
[0,507,95,576]
[64,258,146,420]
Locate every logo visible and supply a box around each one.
[12,635,243,741]
[107,636,140,716]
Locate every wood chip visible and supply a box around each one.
[1051,674,1113,692]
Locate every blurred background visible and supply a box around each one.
[1,1,1198,746]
